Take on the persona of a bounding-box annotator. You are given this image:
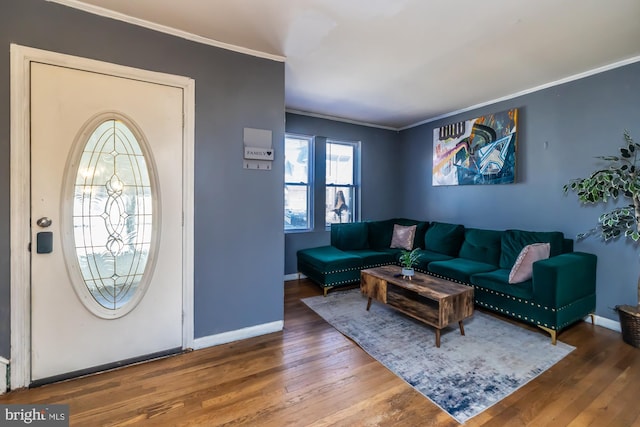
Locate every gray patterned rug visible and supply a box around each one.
[302,288,574,424]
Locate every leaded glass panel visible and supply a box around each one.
[73,119,154,311]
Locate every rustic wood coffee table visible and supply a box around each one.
[360,265,474,347]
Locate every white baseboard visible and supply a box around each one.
[192,320,284,350]
[284,273,306,281]
[0,357,8,394]
[589,314,621,332]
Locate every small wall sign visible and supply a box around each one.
[244,146,274,160]
[243,127,273,171]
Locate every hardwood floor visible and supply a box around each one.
[2,278,639,426]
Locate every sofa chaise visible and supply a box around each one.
[297,218,597,344]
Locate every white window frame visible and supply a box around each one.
[325,139,361,228]
[284,134,313,232]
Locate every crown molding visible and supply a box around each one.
[286,109,399,132]
[289,54,640,132]
[44,1,640,129]
[46,0,286,62]
[401,55,640,130]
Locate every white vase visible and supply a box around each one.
[401,267,415,279]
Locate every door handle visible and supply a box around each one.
[37,217,53,228]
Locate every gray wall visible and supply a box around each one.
[399,61,640,321]
[284,113,402,274]
[0,0,285,359]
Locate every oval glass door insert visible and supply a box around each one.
[69,116,158,317]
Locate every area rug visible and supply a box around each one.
[302,289,575,424]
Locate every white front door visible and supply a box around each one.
[30,62,185,382]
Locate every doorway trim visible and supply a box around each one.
[10,44,195,389]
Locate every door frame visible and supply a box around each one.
[10,44,195,389]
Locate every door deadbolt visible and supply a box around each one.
[36,217,52,228]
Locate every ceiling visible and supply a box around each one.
[54,0,640,129]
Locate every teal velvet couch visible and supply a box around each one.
[297,219,597,344]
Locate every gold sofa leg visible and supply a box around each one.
[588,313,595,325]
[538,325,557,345]
[323,286,333,297]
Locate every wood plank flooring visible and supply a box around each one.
[1,278,639,426]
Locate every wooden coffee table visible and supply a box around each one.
[360,265,474,347]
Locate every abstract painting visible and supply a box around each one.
[432,108,518,186]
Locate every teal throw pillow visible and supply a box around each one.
[458,228,503,265]
[424,222,465,256]
[331,222,369,251]
[367,219,395,249]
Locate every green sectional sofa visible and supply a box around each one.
[297,218,597,344]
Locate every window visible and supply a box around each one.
[326,140,360,226]
[284,135,312,231]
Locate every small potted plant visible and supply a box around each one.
[399,248,421,280]
[564,129,640,347]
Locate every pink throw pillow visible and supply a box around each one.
[390,224,417,250]
[508,243,550,284]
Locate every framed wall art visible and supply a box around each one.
[432,108,518,186]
